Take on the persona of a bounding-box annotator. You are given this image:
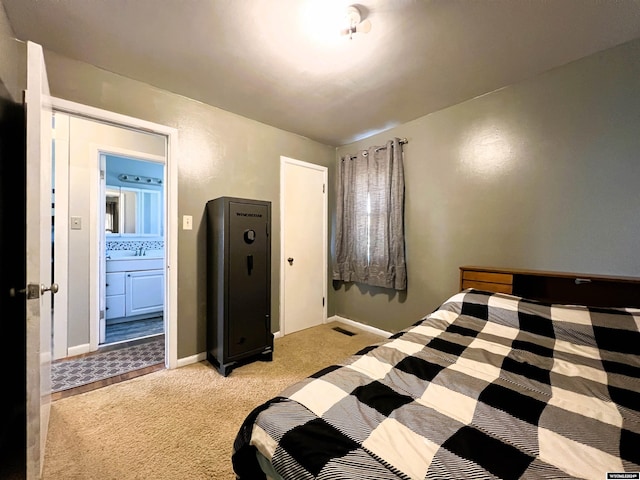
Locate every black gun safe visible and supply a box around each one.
[206,197,273,376]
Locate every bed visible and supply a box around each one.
[232,267,640,480]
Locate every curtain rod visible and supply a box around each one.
[373,138,408,153]
[343,138,408,160]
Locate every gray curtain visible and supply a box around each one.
[333,138,406,290]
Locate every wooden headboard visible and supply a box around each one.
[460,266,640,308]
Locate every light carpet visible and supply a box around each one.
[43,322,384,480]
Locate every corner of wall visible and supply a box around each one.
[0,1,26,102]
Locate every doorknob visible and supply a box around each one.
[41,283,59,295]
[287,257,294,265]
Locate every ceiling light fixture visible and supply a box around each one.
[342,5,371,39]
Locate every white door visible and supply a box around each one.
[25,41,54,479]
[281,157,327,335]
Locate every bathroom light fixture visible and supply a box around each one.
[118,173,162,185]
[341,5,371,39]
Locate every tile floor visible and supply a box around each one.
[104,315,164,344]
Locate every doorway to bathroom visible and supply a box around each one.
[101,154,166,346]
[49,101,178,397]
[52,112,168,355]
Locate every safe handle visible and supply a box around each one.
[247,254,253,275]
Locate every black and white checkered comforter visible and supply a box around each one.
[233,289,640,479]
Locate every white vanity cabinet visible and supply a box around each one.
[105,257,164,320]
[125,269,164,316]
[105,272,126,319]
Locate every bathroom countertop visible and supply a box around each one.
[106,255,164,273]
[106,249,164,259]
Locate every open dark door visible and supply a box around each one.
[0,75,27,478]
[0,40,54,480]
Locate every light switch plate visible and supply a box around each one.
[183,215,193,230]
[70,216,82,230]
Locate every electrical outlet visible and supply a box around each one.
[183,215,193,230]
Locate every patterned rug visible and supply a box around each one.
[52,338,165,392]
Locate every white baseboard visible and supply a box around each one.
[67,343,91,357]
[328,315,392,338]
[176,352,206,368]
[273,330,282,339]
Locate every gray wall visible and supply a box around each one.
[0,1,24,101]
[333,38,640,333]
[43,50,335,358]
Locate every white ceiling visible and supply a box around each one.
[4,0,640,146]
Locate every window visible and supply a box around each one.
[333,138,406,290]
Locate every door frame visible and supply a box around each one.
[50,96,179,369]
[93,145,166,350]
[52,113,70,360]
[279,156,328,336]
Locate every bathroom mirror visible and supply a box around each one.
[105,186,162,236]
